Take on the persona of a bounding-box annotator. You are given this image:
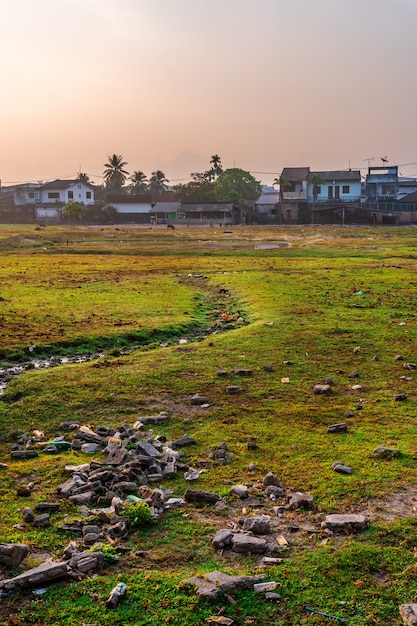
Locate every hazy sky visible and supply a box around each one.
[1,0,417,186]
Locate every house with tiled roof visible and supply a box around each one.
[36,179,95,221]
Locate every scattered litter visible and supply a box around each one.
[184,468,205,481]
[281,377,290,384]
[106,582,127,608]
[276,535,288,547]
[32,588,48,595]
[305,606,347,623]
[253,581,279,593]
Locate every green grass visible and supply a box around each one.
[1,224,417,624]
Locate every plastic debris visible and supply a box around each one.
[305,606,347,623]
[106,582,127,608]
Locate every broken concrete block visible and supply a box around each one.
[0,560,68,592]
[321,513,368,534]
[400,604,417,625]
[232,533,267,554]
[0,544,29,568]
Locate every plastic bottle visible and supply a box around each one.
[106,582,127,607]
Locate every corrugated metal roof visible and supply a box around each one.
[151,202,182,213]
[312,170,361,182]
[282,167,310,180]
[255,192,280,204]
[41,179,94,190]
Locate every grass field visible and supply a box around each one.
[1,224,417,625]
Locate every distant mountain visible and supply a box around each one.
[161,151,209,183]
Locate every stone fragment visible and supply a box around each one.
[322,513,368,534]
[136,412,169,426]
[191,394,210,405]
[22,508,35,523]
[184,570,265,600]
[238,515,271,535]
[217,369,228,377]
[395,393,407,401]
[10,450,39,460]
[313,384,331,395]
[233,369,252,376]
[327,423,348,433]
[184,489,221,504]
[400,604,417,625]
[0,560,68,592]
[212,529,234,550]
[253,581,278,593]
[265,592,281,601]
[104,447,128,465]
[348,371,360,378]
[332,462,352,475]
[173,434,196,447]
[288,492,314,510]
[373,445,400,458]
[135,442,161,457]
[232,534,267,554]
[68,551,104,574]
[231,484,249,499]
[206,617,234,625]
[33,514,50,528]
[69,491,95,505]
[35,502,61,512]
[263,472,280,487]
[225,386,240,394]
[0,543,29,567]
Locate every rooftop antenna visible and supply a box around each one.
[380,156,388,164]
[363,157,375,167]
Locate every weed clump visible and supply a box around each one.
[122,500,157,529]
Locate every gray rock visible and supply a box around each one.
[35,502,61,512]
[68,551,104,574]
[137,412,169,425]
[22,508,35,523]
[322,513,368,534]
[217,369,228,377]
[212,529,234,550]
[82,525,101,537]
[33,514,50,528]
[231,484,249,499]
[400,604,417,625]
[107,521,128,540]
[0,543,29,567]
[191,394,210,405]
[395,393,407,401]
[238,515,271,535]
[69,491,95,505]
[83,533,100,546]
[232,533,267,554]
[314,384,331,395]
[104,447,128,465]
[135,442,161,457]
[0,560,68,592]
[173,434,196,447]
[184,489,221,504]
[373,445,401,458]
[264,485,286,499]
[184,570,265,600]
[10,450,39,460]
[332,462,352,475]
[263,472,280,487]
[288,492,314,510]
[233,369,252,376]
[225,386,240,394]
[327,423,348,433]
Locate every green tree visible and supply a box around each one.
[273,173,290,223]
[64,200,85,223]
[149,170,169,194]
[214,168,262,204]
[103,154,129,191]
[129,171,148,194]
[102,203,118,223]
[308,173,325,223]
[173,171,215,202]
[77,172,90,184]
[206,154,223,180]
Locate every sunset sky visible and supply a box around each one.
[1,0,417,187]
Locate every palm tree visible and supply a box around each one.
[307,173,325,223]
[129,171,148,194]
[209,154,223,178]
[77,172,90,184]
[273,173,289,223]
[103,154,129,191]
[149,170,169,194]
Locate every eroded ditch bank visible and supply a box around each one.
[0,274,248,395]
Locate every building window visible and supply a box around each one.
[48,192,60,199]
[315,186,321,195]
[68,191,74,199]
[342,185,350,194]
[86,191,91,199]
[328,186,333,199]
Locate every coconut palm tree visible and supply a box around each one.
[148,170,169,194]
[273,173,289,223]
[103,154,129,191]
[129,171,148,194]
[307,173,325,223]
[209,154,223,178]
